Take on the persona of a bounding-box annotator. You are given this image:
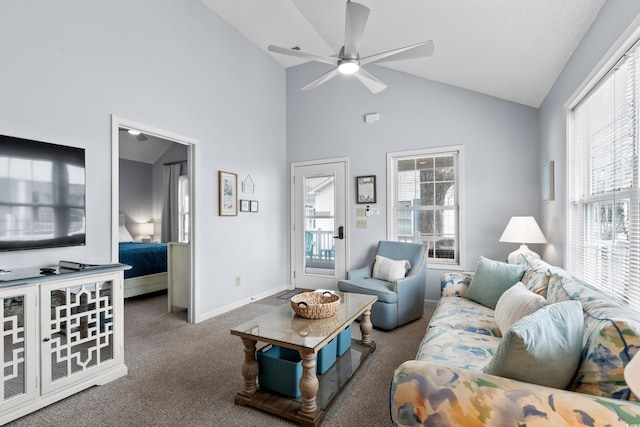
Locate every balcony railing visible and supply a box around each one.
[306,229,335,261]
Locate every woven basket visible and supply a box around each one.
[290,291,340,319]
[290,314,341,336]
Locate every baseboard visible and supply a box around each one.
[195,284,290,323]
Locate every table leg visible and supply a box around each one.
[239,338,259,397]
[298,352,319,417]
[360,307,373,346]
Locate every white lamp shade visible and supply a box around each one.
[499,216,547,244]
[139,222,154,236]
[625,352,640,399]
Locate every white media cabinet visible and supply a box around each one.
[0,264,129,424]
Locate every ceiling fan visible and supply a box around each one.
[268,0,434,94]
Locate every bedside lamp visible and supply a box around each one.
[625,352,640,399]
[499,216,547,264]
[139,222,154,243]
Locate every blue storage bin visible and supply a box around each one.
[336,324,352,357]
[317,337,337,375]
[257,345,302,398]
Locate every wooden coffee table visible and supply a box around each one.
[230,291,377,427]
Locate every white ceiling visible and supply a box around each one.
[201,0,605,107]
[118,129,174,164]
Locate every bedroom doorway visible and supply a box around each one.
[110,116,198,323]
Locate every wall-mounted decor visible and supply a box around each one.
[356,175,376,204]
[242,175,255,194]
[541,161,554,201]
[250,200,259,213]
[240,199,250,212]
[218,171,238,216]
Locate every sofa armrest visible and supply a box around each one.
[440,272,474,297]
[391,361,640,426]
[347,264,373,280]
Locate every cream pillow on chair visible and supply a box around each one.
[372,255,411,282]
[494,281,547,333]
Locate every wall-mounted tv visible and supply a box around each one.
[0,134,86,251]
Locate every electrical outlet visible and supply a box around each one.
[235,276,241,286]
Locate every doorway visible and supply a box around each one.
[110,116,197,323]
[291,158,349,290]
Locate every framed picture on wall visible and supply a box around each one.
[240,199,250,212]
[250,200,259,212]
[218,171,238,216]
[356,175,376,204]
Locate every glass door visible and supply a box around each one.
[292,160,348,289]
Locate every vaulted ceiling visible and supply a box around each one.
[201,0,605,107]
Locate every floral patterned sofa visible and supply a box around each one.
[390,254,640,426]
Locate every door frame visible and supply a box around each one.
[290,157,350,287]
[110,115,198,323]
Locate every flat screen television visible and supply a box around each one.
[0,134,86,251]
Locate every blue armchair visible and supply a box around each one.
[338,241,428,331]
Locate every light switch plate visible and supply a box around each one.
[356,208,365,217]
[356,220,367,228]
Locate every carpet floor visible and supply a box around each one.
[6,291,436,427]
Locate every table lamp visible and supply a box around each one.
[499,216,547,264]
[625,352,640,399]
[139,222,154,243]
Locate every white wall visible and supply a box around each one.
[539,1,640,267]
[0,0,288,320]
[287,63,540,300]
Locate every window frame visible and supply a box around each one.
[386,146,465,270]
[565,16,640,311]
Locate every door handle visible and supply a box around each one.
[333,226,344,240]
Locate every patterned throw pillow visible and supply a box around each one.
[544,270,640,401]
[494,282,547,333]
[518,252,554,297]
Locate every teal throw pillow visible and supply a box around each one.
[483,300,584,389]
[464,257,524,309]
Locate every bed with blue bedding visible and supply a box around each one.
[119,242,168,297]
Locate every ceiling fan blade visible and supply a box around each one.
[268,45,338,66]
[301,67,342,91]
[136,134,148,142]
[343,1,370,59]
[360,40,434,65]
[353,68,387,94]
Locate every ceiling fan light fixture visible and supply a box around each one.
[127,129,141,136]
[338,59,359,74]
[267,1,434,93]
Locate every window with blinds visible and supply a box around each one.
[387,147,462,267]
[567,38,640,311]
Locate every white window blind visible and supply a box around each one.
[567,40,640,311]
[387,148,462,267]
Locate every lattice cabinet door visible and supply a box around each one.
[0,286,37,412]
[40,272,124,396]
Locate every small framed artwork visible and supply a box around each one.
[356,175,376,204]
[218,171,238,216]
[541,161,554,201]
[239,199,250,212]
[250,200,259,213]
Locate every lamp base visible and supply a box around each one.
[506,244,540,264]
